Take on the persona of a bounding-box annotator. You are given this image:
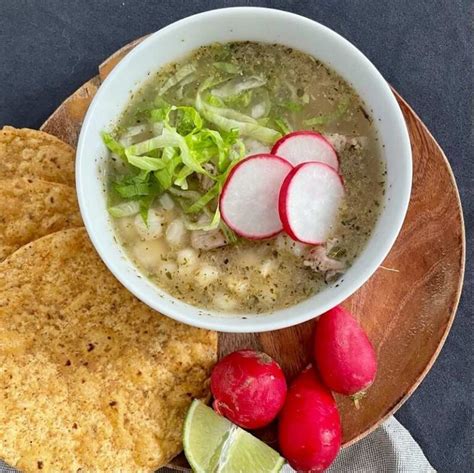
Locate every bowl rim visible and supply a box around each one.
[76,6,412,333]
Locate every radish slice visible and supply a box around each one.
[272,131,339,171]
[279,162,344,245]
[220,154,293,239]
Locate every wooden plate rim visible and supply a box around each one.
[343,91,466,447]
[39,39,466,466]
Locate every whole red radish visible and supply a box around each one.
[211,349,287,429]
[278,365,341,472]
[314,305,377,399]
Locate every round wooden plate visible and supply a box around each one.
[41,39,465,471]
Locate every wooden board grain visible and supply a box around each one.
[41,39,465,468]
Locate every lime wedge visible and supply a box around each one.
[184,400,285,473]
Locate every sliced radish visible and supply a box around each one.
[220,154,293,239]
[272,131,339,171]
[279,162,344,245]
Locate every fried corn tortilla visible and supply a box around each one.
[0,228,217,473]
[0,178,82,261]
[0,127,75,185]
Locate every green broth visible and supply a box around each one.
[106,42,385,313]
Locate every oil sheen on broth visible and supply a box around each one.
[108,42,385,314]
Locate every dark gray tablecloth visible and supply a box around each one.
[1,1,472,471]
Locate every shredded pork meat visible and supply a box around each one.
[303,239,347,282]
[191,228,227,250]
[325,133,368,153]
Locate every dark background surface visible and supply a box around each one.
[1,1,472,471]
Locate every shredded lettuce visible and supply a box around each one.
[112,171,156,199]
[337,96,350,115]
[126,127,210,179]
[250,88,271,119]
[150,107,169,123]
[281,100,304,112]
[176,73,197,100]
[196,90,280,145]
[104,73,287,226]
[157,63,197,96]
[213,62,240,74]
[108,200,140,218]
[167,106,203,135]
[198,97,257,124]
[126,153,166,171]
[303,116,328,128]
[273,117,293,135]
[213,43,232,62]
[185,183,220,214]
[102,131,126,161]
[185,207,221,231]
[224,89,253,108]
[207,95,226,107]
[220,221,238,244]
[301,92,310,104]
[200,110,281,144]
[168,187,201,200]
[154,148,180,190]
[139,193,156,224]
[304,96,351,128]
[211,76,266,98]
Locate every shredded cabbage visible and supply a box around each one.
[102,132,126,161]
[196,87,281,145]
[104,72,284,226]
[213,62,240,74]
[108,201,140,218]
[185,207,221,231]
[303,96,351,128]
[211,76,267,98]
[157,63,197,96]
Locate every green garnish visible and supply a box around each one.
[304,96,351,129]
[213,62,241,74]
[104,70,286,228]
[102,132,126,161]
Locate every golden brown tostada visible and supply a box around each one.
[0,178,82,261]
[0,127,75,185]
[0,228,217,473]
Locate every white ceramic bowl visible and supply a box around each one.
[77,7,412,333]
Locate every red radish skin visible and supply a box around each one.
[278,366,342,472]
[279,162,345,245]
[219,154,293,240]
[210,349,287,429]
[272,131,339,171]
[314,305,377,397]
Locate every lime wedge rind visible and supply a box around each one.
[184,400,286,473]
[183,400,232,473]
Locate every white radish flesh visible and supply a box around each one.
[279,162,345,245]
[272,131,339,171]
[220,154,293,239]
